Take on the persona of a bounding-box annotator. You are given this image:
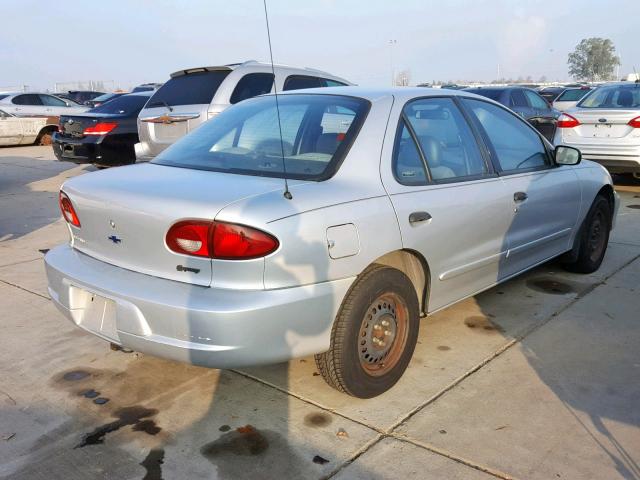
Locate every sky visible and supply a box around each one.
[1,0,639,91]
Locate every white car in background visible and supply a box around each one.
[554,82,640,178]
[135,60,351,160]
[552,86,593,112]
[0,108,58,146]
[0,92,88,118]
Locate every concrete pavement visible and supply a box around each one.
[1,146,639,479]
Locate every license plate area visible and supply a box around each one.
[68,286,119,341]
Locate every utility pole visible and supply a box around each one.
[389,39,397,86]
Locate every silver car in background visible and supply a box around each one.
[134,60,351,160]
[552,86,593,112]
[46,87,617,398]
[554,82,640,178]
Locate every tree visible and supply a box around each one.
[568,38,620,81]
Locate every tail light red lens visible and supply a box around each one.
[83,122,118,136]
[628,116,640,128]
[59,191,81,227]
[166,220,279,260]
[557,113,580,128]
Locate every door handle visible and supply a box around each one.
[409,211,432,225]
[514,191,528,202]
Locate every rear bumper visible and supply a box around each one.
[53,133,136,167]
[554,137,640,173]
[44,244,353,368]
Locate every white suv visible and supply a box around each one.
[135,60,351,160]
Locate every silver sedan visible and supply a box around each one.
[45,87,618,398]
[553,82,640,179]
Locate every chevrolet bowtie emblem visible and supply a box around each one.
[108,235,122,244]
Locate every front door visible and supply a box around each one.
[381,96,514,312]
[461,98,580,278]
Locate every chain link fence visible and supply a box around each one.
[54,80,116,93]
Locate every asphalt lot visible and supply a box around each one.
[1,145,639,480]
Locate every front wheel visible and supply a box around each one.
[315,264,420,398]
[563,195,611,274]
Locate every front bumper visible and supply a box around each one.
[45,244,353,368]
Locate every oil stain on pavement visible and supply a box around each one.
[140,449,165,480]
[526,277,575,295]
[464,315,504,333]
[75,406,160,448]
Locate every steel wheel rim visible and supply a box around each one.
[358,293,409,377]
[588,210,606,262]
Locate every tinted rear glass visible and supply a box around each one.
[465,89,503,101]
[146,70,230,107]
[152,94,370,181]
[557,88,591,102]
[578,86,640,109]
[91,93,120,102]
[90,95,150,114]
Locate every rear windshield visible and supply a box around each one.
[556,88,591,102]
[91,92,120,102]
[465,89,503,101]
[90,95,150,114]
[146,70,230,107]
[578,85,640,109]
[152,94,370,181]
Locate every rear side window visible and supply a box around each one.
[324,79,347,87]
[524,90,549,109]
[230,73,274,104]
[510,90,528,108]
[463,98,548,172]
[394,97,488,184]
[146,70,230,107]
[12,94,42,106]
[90,95,150,114]
[152,94,369,181]
[283,76,323,91]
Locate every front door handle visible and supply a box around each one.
[514,191,528,202]
[409,211,432,225]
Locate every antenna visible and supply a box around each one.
[262,0,292,200]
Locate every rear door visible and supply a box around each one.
[462,98,580,278]
[524,89,557,142]
[381,96,514,312]
[138,69,231,157]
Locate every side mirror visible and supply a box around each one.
[555,145,581,166]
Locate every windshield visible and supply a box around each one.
[89,94,150,114]
[578,85,640,109]
[146,70,230,107]
[556,88,591,102]
[152,94,370,181]
[465,89,503,101]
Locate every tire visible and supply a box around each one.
[563,195,611,274]
[315,264,420,398]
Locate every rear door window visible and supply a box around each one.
[463,98,549,172]
[398,97,488,183]
[524,90,549,110]
[510,89,529,108]
[40,95,67,107]
[12,94,42,106]
[283,75,323,91]
[230,73,274,104]
[146,70,230,107]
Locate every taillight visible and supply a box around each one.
[166,220,279,259]
[628,116,640,128]
[83,122,118,136]
[59,191,81,227]
[557,113,580,128]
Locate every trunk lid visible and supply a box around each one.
[138,105,209,155]
[61,163,288,286]
[569,109,639,139]
[59,113,123,139]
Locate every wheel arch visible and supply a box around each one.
[35,124,59,145]
[596,184,615,229]
[370,249,431,315]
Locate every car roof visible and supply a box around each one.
[275,86,501,104]
[124,91,153,97]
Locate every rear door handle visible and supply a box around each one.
[514,191,528,202]
[409,211,432,225]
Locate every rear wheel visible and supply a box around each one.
[35,127,56,146]
[315,264,420,398]
[563,195,611,274]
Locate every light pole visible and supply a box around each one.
[389,39,397,86]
